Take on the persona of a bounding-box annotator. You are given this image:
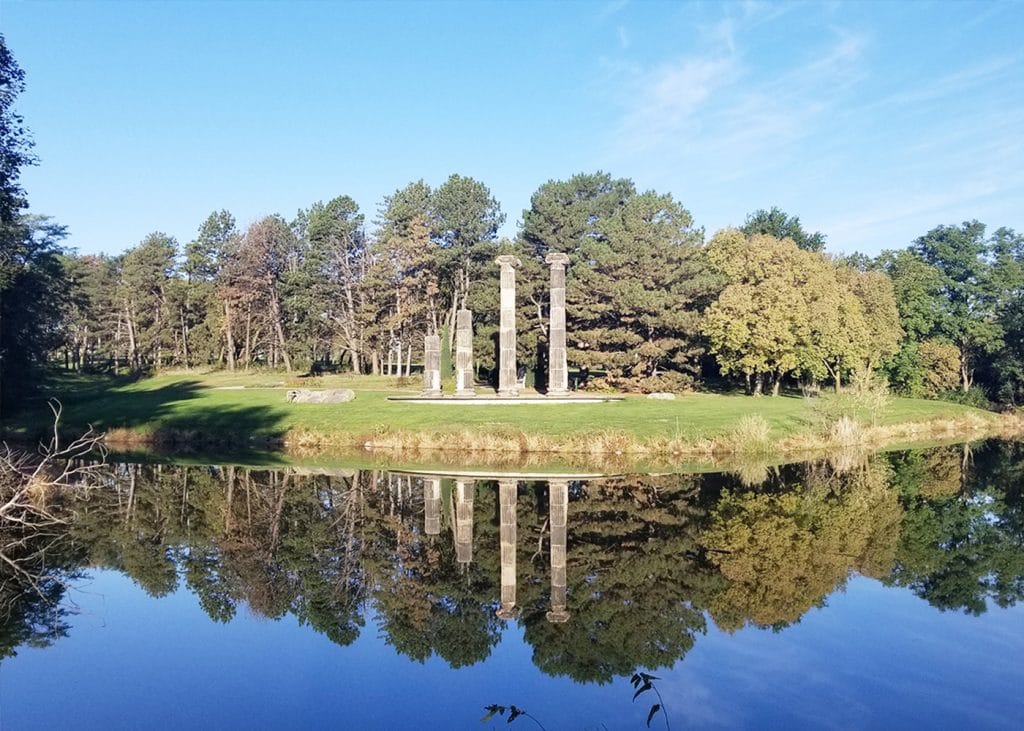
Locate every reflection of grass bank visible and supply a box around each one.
[8,371,1022,463]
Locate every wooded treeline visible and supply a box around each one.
[47,174,1024,408]
[2,35,1023,410]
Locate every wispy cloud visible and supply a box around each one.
[607,25,867,182]
[617,26,630,50]
[874,55,1020,108]
[596,2,1024,253]
[615,57,739,155]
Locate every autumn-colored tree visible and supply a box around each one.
[219,216,295,371]
[703,230,811,394]
[705,230,900,394]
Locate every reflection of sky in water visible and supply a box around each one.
[668,578,1024,730]
[3,571,1022,730]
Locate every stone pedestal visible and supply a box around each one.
[423,477,441,537]
[454,479,474,567]
[496,479,519,619]
[546,479,571,623]
[545,253,570,396]
[422,334,441,396]
[455,308,475,397]
[495,255,521,396]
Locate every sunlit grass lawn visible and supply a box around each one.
[19,369,993,445]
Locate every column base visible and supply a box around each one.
[497,388,520,397]
[546,389,570,398]
[495,604,520,620]
[453,390,477,398]
[420,390,442,397]
[545,609,571,623]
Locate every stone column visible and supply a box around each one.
[454,308,475,397]
[423,477,441,537]
[496,479,518,619]
[546,479,570,623]
[422,333,441,396]
[545,252,570,396]
[495,255,521,396]
[454,479,474,567]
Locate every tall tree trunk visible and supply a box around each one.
[125,304,139,371]
[243,305,252,368]
[224,301,236,371]
[772,373,782,397]
[268,291,292,373]
[180,306,190,369]
[753,372,764,397]
[405,343,412,377]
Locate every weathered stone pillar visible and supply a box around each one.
[546,479,570,623]
[454,479,474,566]
[423,477,441,536]
[496,479,518,619]
[545,252,570,396]
[495,255,521,396]
[422,333,442,396]
[455,308,475,397]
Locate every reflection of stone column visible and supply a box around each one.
[495,255,521,396]
[423,333,441,396]
[455,308,475,397]
[423,477,441,536]
[545,253,570,396]
[546,479,570,623]
[454,479,474,566]
[496,479,518,619]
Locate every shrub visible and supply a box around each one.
[939,386,992,410]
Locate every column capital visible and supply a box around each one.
[545,252,570,267]
[496,254,521,269]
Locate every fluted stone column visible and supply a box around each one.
[545,252,570,396]
[422,333,441,396]
[454,479,474,567]
[496,479,519,619]
[546,479,570,623]
[423,477,441,536]
[455,308,475,397]
[495,255,521,396]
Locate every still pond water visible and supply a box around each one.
[2,441,1023,729]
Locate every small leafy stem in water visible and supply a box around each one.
[631,672,670,730]
[482,704,548,731]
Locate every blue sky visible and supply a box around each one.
[4,0,1023,257]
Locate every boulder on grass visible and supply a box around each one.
[286,388,355,404]
[646,392,676,400]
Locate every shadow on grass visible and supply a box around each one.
[10,377,291,458]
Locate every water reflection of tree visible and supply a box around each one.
[886,442,1024,614]
[364,476,502,668]
[522,476,714,683]
[0,523,83,660]
[699,461,903,631]
[5,444,1024,679]
[69,464,369,644]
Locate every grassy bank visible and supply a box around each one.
[7,370,1022,462]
